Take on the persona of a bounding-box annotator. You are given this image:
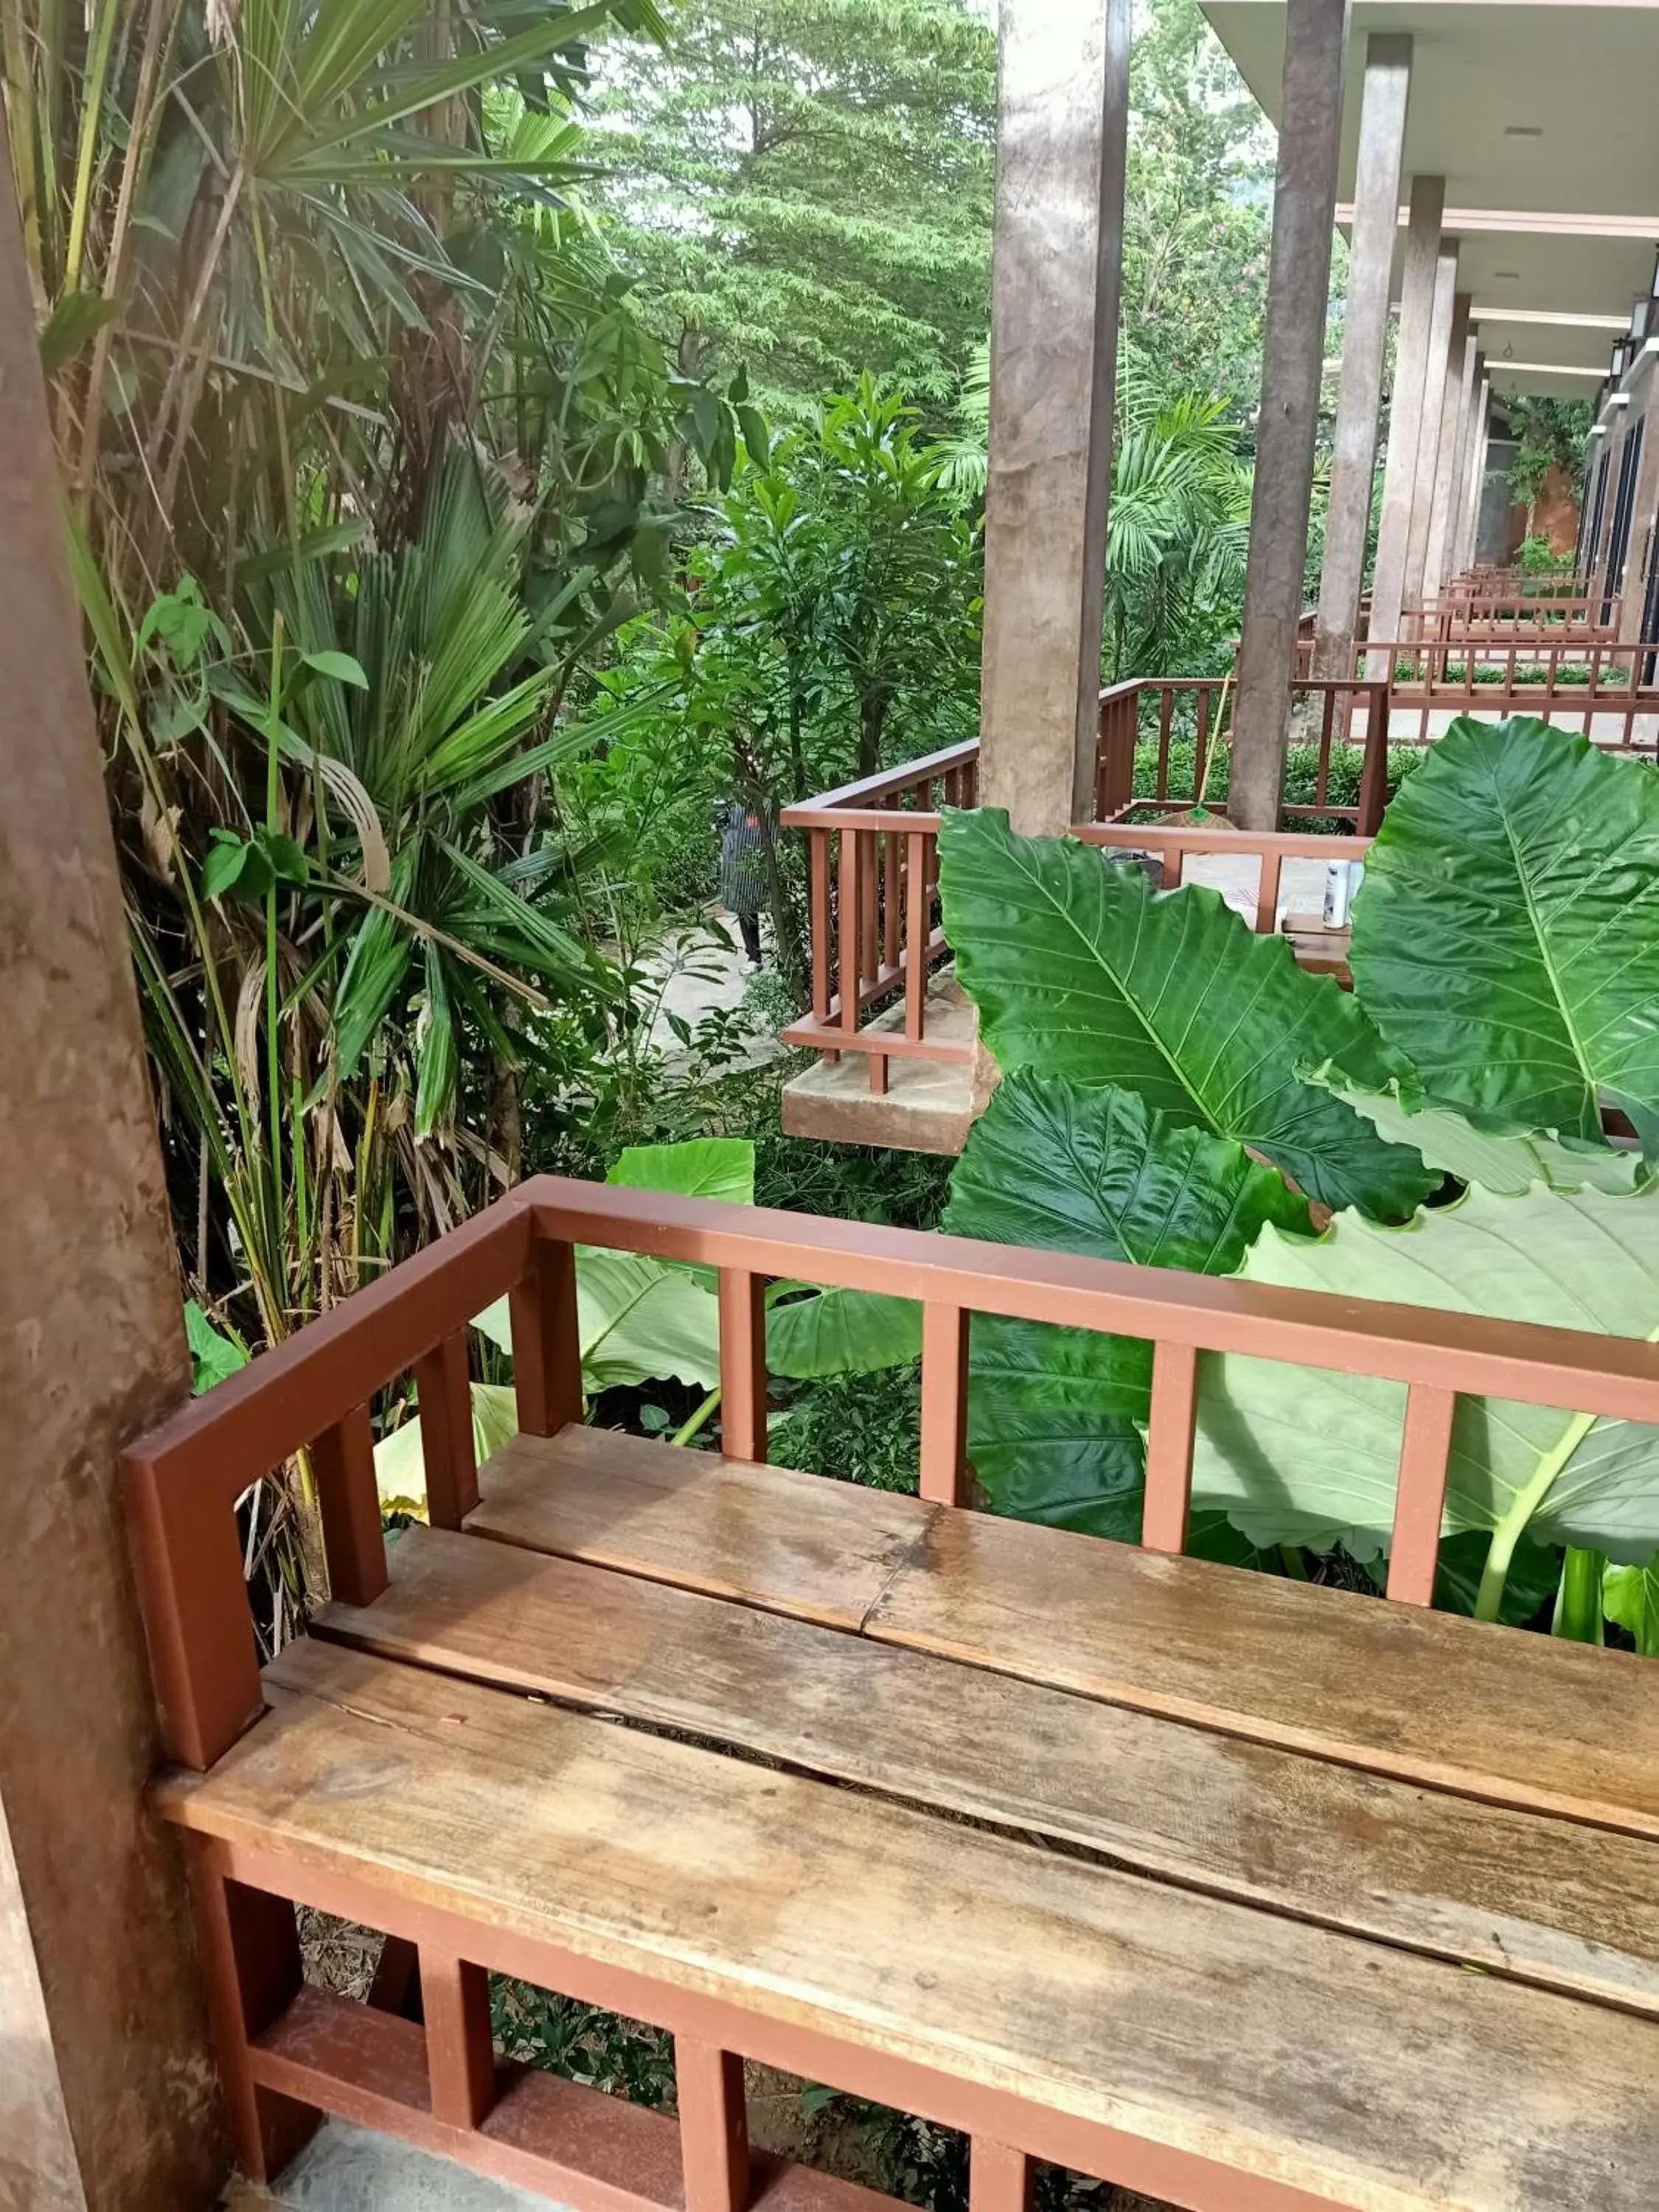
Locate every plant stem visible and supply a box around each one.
[670,1388,721,1448]
[1476,1316,1659,1622]
[266,615,285,1249]
[1553,1547,1607,1645]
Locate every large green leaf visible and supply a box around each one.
[939,809,1435,1218]
[766,1290,922,1378]
[1604,1556,1659,1655]
[1315,1073,1646,1195]
[606,1138,755,1205]
[375,1382,518,1512]
[475,1251,723,1393]
[942,1072,1312,1537]
[1349,719,1659,1148]
[1193,1181,1659,1569]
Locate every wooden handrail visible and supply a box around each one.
[127,1174,1659,1775]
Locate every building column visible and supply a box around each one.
[1403,255,1461,607]
[1444,347,1484,581]
[1230,0,1353,832]
[1310,32,1413,685]
[1616,369,1659,646]
[979,0,1131,838]
[1423,309,1476,601]
[1455,375,1491,574]
[1366,175,1446,672]
[0,116,226,2211]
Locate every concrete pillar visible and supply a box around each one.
[1423,310,1475,600]
[1230,0,1352,832]
[0,115,226,2211]
[1616,372,1659,645]
[1403,257,1461,606]
[1443,347,1484,584]
[1366,175,1446,672]
[1455,378,1491,574]
[1310,32,1413,685]
[979,0,1131,838]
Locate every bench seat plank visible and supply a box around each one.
[160,1640,1659,2212]
[318,1525,1659,2019]
[467,1430,1659,1838]
[470,1426,925,1629]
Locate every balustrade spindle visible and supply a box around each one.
[415,1330,478,1530]
[1386,1382,1458,1604]
[311,1404,387,1609]
[1141,1340,1198,1555]
[718,1268,769,1464]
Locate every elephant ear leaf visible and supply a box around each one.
[943,1071,1312,1540]
[938,807,1436,1220]
[1194,1180,1659,1571]
[1349,717,1659,1150]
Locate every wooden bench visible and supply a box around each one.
[125,1179,1659,2212]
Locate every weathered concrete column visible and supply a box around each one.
[1310,32,1413,684]
[1455,375,1491,574]
[1616,371,1659,645]
[1366,174,1445,673]
[1423,310,1476,599]
[1403,257,1461,605]
[0,116,226,2211]
[979,0,1131,837]
[1230,0,1352,832]
[1441,345,1484,584]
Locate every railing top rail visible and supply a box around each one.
[1079,824,1372,860]
[782,802,948,833]
[780,738,979,820]
[128,1178,1659,1503]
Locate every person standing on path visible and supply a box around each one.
[717,799,769,968]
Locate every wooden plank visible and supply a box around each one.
[159,1641,1659,2212]
[465,1431,1659,1841]
[869,1504,1659,1840]
[318,1526,1659,2019]
[467,1427,927,1630]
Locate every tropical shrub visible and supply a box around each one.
[938,718,1659,1643]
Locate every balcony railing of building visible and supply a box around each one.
[779,675,1391,1089]
[782,627,1659,1088]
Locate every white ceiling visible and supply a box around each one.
[1200,2,1659,389]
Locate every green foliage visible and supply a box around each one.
[184,1302,250,1394]
[1349,720,1659,1150]
[570,380,981,978]
[943,1074,1309,1538]
[1192,1185,1659,1571]
[937,808,1436,1217]
[1604,1557,1659,1654]
[1121,0,1275,416]
[1501,396,1593,518]
[590,0,997,412]
[936,721,1659,1639]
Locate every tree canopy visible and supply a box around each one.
[590,0,997,412]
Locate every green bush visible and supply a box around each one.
[1130,738,1423,828]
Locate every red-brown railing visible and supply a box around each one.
[127,1175,1659,1781]
[1377,639,1659,748]
[779,741,979,1092]
[1076,821,1372,937]
[1402,594,1621,646]
[781,681,1392,1085]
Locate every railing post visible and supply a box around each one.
[905,829,929,1043]
[416,1329,479,1530]
[509,1237,583,1437]
[677,2039,751,2212]
[810,829,832,1024]
[1357,680,1391,835]
[719,1268,769,1464]
[313,1402,389,1609]
[1386,1382,1457,1605]
[838,827,860,1040]
[422,1950,498,2130]
[1141,1340,1197,1554]
[919,1303,971,1505]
